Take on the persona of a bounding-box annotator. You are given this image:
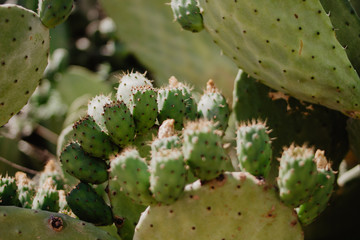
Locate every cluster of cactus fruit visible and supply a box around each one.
[0,72,337,239]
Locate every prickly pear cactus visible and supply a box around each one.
[38,0,74,28]
[0,4,49,127]
[134,172,303,240]
[0,206,117,239]
[171,0,204,32]
[197,0,360,117]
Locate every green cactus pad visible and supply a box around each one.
[38,0,73,28]
[171,0,204,32]
[103,101,136,147]
[129,86,158,134]
[15,172,35,208]
[0,206,116,239]
[73,115,119,158]
[150,149,187,204]
[183,120,230,181]
[151,119,182,152]
[199,0,360,117]
[108,174,147,240]
[0,175,19,206]
[66,182,113,226]
[60,142,109,184]
[236,121,272,178]
[0,4,49,127]
[31,178,59,212]
[277,145,318,207]
[133,125,158,161]
[88,94,112,133]
[110,149,155,206]
[134,172,303,240]
[197,79,230,131]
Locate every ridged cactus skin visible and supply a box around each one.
[296,157,335,226]
[0,175,19,206]
[197,80,230,130]
[60,142,109,184]
[183,120,230,181]
[38,0,73,28]
[0,206,117,239]
[129,86,158,134]
[277,145,318,207]
[73,115,119,158]
[236,121,272,178]
[198,0,360,117]
[171,0,204,32]
[110,149,155,206]
[108,176,147,240]
[134,172,303,240]
[66,182,113,226]
[150,149,187,204]
[103,101,136,147]
[0,4,49,127]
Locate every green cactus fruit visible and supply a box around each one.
[183,120,230,181]
[150,149,187,204]
[0,206,117,239]
[296,151,335,226]
[171,0,204,32]
[110,148,154,206]
[157,80,188,130]
[0,175,19,206]
[88,94,112,133]
[103,101,136,147]
[38,159,65,190]
[134,172,303,240]
[198,0,360,117]
[15,172,35,209]
[60,142,109,184]
[197,79,230,131]
[108,174,147,240]
[128,86,158,134]
[116,72,153,106]
[277,145,319,207]
[320,0,360,74]
[151,119,182,152]
[32,177,59,212]
[236,120,272,178]
[66,182,113,226]
[169,76,198,121]
[73,115,119,158]
[0,4,49,127]
[38,0,73,28]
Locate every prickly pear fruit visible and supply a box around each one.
[110,148,154,206]
[0,206,116,239]
[60,142,109,184]
[15,172,35,208]
[116,72,153,105]
[134,172,303,240]
[129,86,158,134]
[197,79,230,130]
[108,175,147,240]
[0,4,49,127]
[66,182,113,226]
[0,175,19,206]
[87,94,112,132]
[73,115,119,158]
[151,119,182,152]
[277,145,318,207]
[198,0,360,117]
[236,120,272,178]
[32,177,59,212]
[157,80,188,130]
[38,0,74,28]
[150,149,187,204]
[296,151,335,225]
[171,0,204,32]
[183,120,230,181]
[103,101,136,147]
